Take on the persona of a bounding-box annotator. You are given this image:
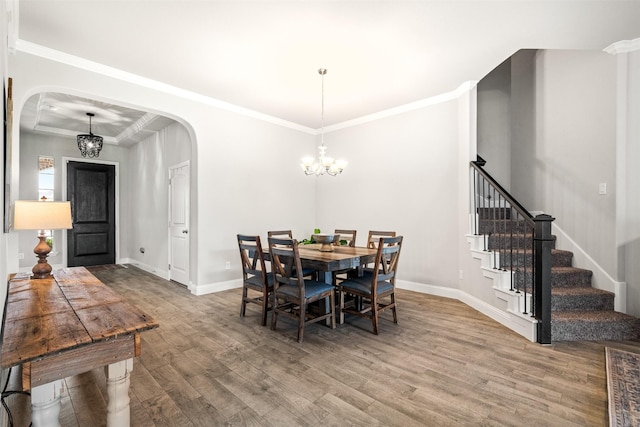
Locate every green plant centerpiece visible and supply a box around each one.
[299,228,322,245]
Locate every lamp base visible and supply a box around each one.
[32,235,53,279]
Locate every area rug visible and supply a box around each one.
[606,347,640,426]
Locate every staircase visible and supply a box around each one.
[481,214,640,342]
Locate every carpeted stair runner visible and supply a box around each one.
[480,216,640,342]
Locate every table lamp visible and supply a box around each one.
[13,200,73,279]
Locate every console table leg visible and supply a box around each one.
[31,379,64,427]
[105,358,133,427]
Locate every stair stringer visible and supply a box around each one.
[467,234,538,342]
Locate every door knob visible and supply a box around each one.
[182,230,188,234]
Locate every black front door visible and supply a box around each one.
[67,161,116,267]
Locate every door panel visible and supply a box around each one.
[67,161,116,267]
[169,163,189,285]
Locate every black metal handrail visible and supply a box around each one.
[470,158,554,344]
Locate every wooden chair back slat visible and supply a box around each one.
[334,229,357,247]
[367,230,396,249]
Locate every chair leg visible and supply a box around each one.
[329,291,336,329]
[371,296,379,335]
[240,286,247,317]
[271,296,278,331]
[391,293,398,324]
[260,296,268,327]
[338,289,345,325]
[297,303,305,343]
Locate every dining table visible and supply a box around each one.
[295,243,378,284]
[264,243,377,283]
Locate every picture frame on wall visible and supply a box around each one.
[3,77,12,233]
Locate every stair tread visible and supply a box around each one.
[551,266,591,274]
[552,311,639,322]
[552,287,613,296]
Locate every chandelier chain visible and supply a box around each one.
[300,68,346,177]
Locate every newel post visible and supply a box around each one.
[533,214,555,344]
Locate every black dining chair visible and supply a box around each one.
[339,235,403,334]
[268,237,336,343]
[237,234,274,326]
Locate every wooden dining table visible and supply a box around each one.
[295,244,378,283]
[264,243,378,284]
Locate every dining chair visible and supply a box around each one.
[334,229,357,247]
[363,230,397,272]
[339,235,403,334]
[268,237,336,343]
[268,230,294,238]
[332,229,358,285]
[237,234,274,326]
[267,230,317,279]
[367,230,396,249]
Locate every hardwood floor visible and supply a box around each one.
[5,264,640,426]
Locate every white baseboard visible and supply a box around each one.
[119,258,169,281]
[190,279,242,296]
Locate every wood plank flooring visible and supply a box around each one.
[4,264,640,426]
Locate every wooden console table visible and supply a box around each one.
[1,267,158,427]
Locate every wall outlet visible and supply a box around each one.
[599,183,607,195]
[459,269,464,280]
[18,253,24,260]
[225,261,231,270]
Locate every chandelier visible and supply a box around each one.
[77,112,103,158]
[301,68,347,176]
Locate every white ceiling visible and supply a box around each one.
[13,0,640,143]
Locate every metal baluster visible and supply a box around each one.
[482,176,488,251]
[473,169,479,235]
[509,205,514,290]
[515,211,521,294]
[499,195,507,271]
[491,186,497,269]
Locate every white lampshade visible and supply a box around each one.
[13,201,73,230]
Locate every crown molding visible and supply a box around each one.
[16,40,316,135]
[16,39,476,136]
[325,80,478,133]
[604,38,640,55]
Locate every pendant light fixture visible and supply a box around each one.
[301,68,347,176]
[77,112,103,158]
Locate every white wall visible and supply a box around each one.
[126,122,191,278]
[8,51,318,293]
[619,47,640,316]
[316,101,460,288]
[477,57,511,189]
[531,50,618,276]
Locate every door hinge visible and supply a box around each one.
[168,264,171,270]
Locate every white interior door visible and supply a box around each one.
[169,162,190,285]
